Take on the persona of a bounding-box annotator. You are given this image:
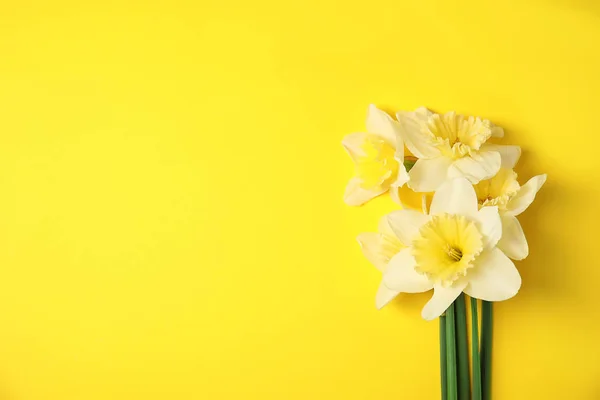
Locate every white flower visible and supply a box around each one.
[474,168,547,260]
[357,216,407,309]
[342,105,409,206]
[396,108,521,193]
[381,178,521,320]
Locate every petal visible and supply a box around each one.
[491,125,504,138]
[473,206,502,250]
[430,178,478,217]
[342,132,369,162]
[396,108,441,159]
[448,151,501,184]
[344,177,386,206]
[366,104,401,146]
[357,233,387,272]
[421,282,467,321]
[393,125,406,164]
[377,215,396,238]
[383,248,433,293]
[389,185,402,205]
[375,281,400,309]
[408,157,453,192]
[387,209,430,245]
[465,248,521,301]
[506,174,547,216]
[497,214,529,260]
[389,165,410,205]
[481,144,521,169]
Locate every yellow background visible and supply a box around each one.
[0,0,599,399]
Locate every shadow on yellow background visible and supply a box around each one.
[0,0,599,399]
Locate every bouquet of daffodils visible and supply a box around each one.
[343,105,546,400]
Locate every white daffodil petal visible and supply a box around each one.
[342,132,369,162]
[396,109,441,159]
[387,209,430,245]
[375,282,400,309]
[357,233,388,272]
[344,177,386,206]
[497,214,529,260]
[383,248,433,293]
[474,206,502,250]
[448,151,501,184]
[378,215,396,238]
[421,282,467,321]
[408,157,453,193]
[366,104,401,146]
[394,127,406,164]
[506,174,547,216]
[465,248,521,301]
[397,157,410,185]
[389,185,402,205]
[430,178,478,217]
[491,125,504,138]
[481,144,521,169]
[389,164,410,205]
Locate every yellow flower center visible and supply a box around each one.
[412,214,483,286]
[474,168,520,210]
[356,136,398,190]
[445,245,463,262]
[425,112,493,159]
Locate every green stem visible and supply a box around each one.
[455,294,470,400]
[445,303,458,400]
[481,301,493,400]
[471,298,482,400]
[440,315,447,400]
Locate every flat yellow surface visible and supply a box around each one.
[0,0,599,399]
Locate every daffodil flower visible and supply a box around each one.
[381,178,521,320]
[357,216,407,309]
[396,108,521,192]
[474,168,547,260]
[342,105,409,206]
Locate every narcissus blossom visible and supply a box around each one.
[381,178,521,320]
[342,105,409,206]
[474,168,547,260]
[396,108,521,193]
